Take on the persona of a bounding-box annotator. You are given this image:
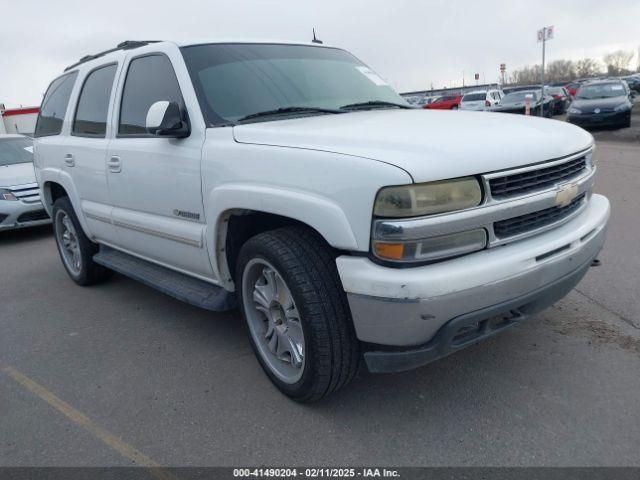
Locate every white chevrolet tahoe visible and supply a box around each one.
[34,40,610,402]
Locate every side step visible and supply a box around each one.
[93,246,236,311]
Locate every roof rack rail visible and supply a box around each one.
[64,40,162,72]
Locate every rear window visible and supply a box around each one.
[0,137,33,166]
[72,64,118,137]
[462,92,486,102]
[35,72,78,137]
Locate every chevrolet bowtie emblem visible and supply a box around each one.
[555,183,578,207]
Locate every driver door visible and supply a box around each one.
[106,51,212,278]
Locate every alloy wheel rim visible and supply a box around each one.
[242,258,305,384]
[55,210,82,275]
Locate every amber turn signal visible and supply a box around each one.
[373,242,405,260]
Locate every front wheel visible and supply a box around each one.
[451,105,459,110]
[236,226,360,402]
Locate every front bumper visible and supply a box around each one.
[0,200,51,231]
[567,110,631,127]
[337,194,610,370]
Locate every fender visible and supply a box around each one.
[41,168,94,238]
[205,183,359,283]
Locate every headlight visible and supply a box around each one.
[568,107,582,114]
[588,145,598,168]
[614,103,630,112]
[374,177,482,218]
[0,188,18,201]
[373,229,488,263]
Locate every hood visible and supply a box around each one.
[571,96,629,113]
[232,109,592,183]
[0,162,36,187]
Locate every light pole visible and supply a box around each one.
[538,25,554,117]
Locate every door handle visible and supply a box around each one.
[107,156,122,173]
[64,154,75,167]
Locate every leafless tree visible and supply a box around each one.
[545,60,577,82]
[575,58,603,78]
[603,50,634,76]
[509,65,542,85]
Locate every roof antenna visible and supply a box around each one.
[312,28,323,44]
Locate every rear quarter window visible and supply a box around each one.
[35,71,78,137]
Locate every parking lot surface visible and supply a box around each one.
[1,140,639,467]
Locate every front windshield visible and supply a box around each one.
[0,137,33,166]
[503,91,538,103]
[181,43,407,125]
[576,83,626,99]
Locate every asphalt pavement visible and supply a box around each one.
[1,141,639,468]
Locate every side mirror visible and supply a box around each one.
[145,101,190,138]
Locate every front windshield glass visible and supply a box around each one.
[181,43,407,125]
[0,137,33,166]
[503,91,538,103]
[576,83,626,99]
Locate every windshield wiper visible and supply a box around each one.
[339,100,412,111]
[237,106,344,123]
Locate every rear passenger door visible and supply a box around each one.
[65,63,120,243]
[34,71,78,187]
[106,51,212,278]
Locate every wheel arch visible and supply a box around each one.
[41,173,92,237]
[206,185,360,290]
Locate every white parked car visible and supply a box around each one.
[460,89,504,111]
[0,134,50,231]
[35,40,609,401]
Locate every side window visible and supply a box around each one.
[119,55,184,135]
[72,64,117,137]
[34,72,78,137]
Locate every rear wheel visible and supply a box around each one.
[236,226,360,402]
[52,197,111,286]
[451,105,458,110]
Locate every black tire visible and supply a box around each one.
[451,105,458,110]
[236,226,360,402]
[52,196,112,286]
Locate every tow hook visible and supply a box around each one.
[591,258,602,267]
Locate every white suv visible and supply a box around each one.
[460,89,504,111]
[35,40,609,401]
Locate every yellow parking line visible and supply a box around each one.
[2,365,176,480]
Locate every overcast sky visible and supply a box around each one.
[1,0,639,107]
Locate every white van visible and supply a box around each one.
[460,89,504,111]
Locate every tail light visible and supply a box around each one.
[485,100,491,107]
[553,94,562,100]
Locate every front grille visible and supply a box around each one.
[489,156,587,199]
[9,183,41,204]
[16,209,49,223]
[494,193,585,238]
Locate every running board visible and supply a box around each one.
[93,246,236,311]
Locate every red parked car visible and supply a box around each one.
[423,95,462,110]
[566,82,581,97]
